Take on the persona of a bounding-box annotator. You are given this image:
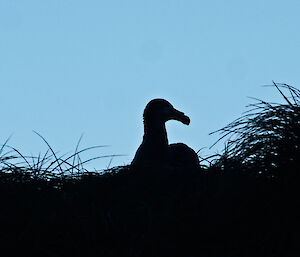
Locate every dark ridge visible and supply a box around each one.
[0,83,299,257]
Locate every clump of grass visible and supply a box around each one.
[210,82,300,177]
[0,132,120,186]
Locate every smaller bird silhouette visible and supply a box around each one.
[131,99,199,168]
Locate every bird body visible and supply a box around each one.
[168,143,200,168]
[132,99,199,168]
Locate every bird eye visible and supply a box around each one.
[163,106,172,114]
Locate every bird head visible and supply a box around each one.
[143,99,190,126]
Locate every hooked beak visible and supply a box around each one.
[170,108,190,125]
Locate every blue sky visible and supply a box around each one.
[1,0,300,168]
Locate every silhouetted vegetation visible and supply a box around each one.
[0,83,299,257]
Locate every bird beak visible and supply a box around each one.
[171,108,190,125]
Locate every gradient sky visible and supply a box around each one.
[1,0,300,169]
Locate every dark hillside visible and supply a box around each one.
[0,84,299,257]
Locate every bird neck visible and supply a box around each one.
[143,120,168,146]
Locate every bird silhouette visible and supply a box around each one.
[131,99,199,168]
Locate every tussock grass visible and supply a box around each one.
[211,83,300,176]
[0,132,120,183]
[0,83,299,257]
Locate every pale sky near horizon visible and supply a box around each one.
[1,0,300,169]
